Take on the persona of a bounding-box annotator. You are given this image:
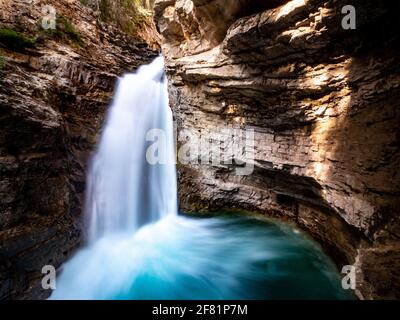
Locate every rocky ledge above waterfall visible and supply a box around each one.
[155,0,400,299]
[0,0,158,299]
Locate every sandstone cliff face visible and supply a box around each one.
[156,0,400,299]
[0,0,157,299]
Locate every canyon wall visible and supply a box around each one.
[0,0,157,299]
[155,0,400,299]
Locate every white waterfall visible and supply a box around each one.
[50,57,350,300]
[84,56,177,243]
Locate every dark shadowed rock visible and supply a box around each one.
[0,0,158,299]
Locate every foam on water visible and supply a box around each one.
[51,214,352,300]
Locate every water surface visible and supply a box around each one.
[51,213,352,300]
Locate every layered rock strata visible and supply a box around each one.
[0,0,157,299]
[155,0,400,299]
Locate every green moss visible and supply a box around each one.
[41,15,85,47]
[0,28,36,51]
[57,15,85,46]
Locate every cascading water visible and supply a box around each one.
[84,56,177,243]
[50,58,353,300]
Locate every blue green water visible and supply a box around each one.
[51,213,353,300]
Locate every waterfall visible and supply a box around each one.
[50,58,352,300]
[84,56,177,243]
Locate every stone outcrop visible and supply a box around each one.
[155,0,400,299]
[0,0,157,299]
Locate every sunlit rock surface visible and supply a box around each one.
[0,0,158,299]
[155,0,400,299]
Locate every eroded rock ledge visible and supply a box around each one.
[155,0,400,299]
[0,0,158,299]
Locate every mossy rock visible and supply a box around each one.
[0,28,36,51]
[41,15,85,48]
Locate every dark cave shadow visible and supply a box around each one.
[321,0,400,239]
[318,0,400,298]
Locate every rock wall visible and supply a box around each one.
[155,0,400,299]
[0,0,157,299]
